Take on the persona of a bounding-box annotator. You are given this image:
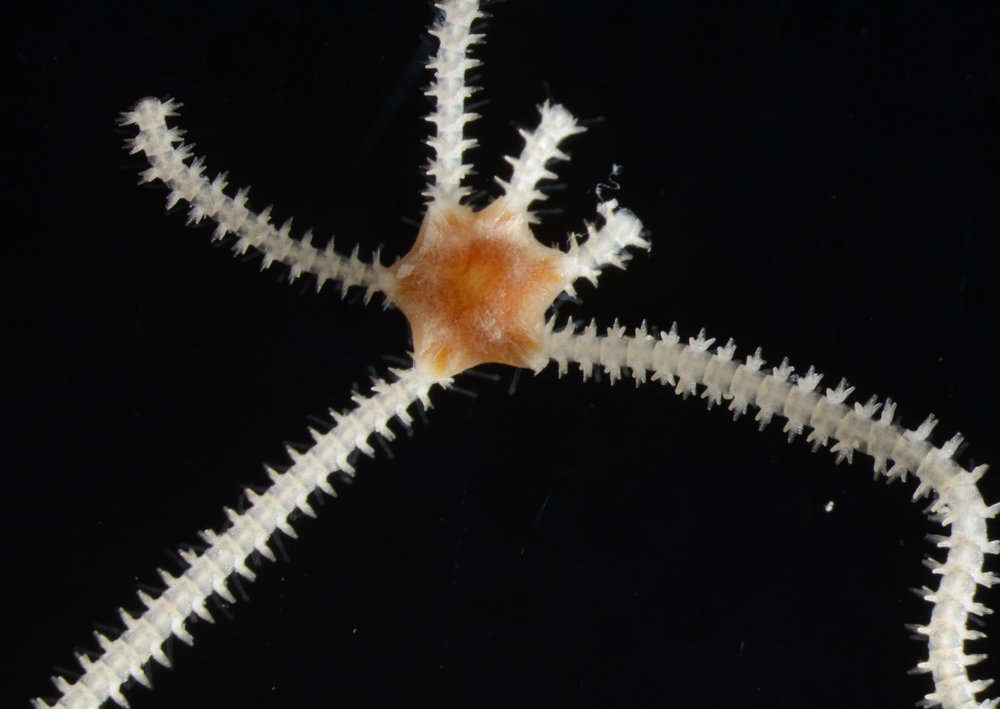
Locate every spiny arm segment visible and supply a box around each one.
[120,98,396,303]
[423,0,484,209]
[494,101,585,221]
[31,366,450,709]
[541,319,999,709]
[560,200,650,296]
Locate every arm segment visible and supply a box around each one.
[32,366,449,709]
[120,98,396,302]
[540,318,999,709]
[423,0,484,209]
[561,200,649,296]
[494,101,585,220]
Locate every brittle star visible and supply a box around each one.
[26,2,998,708]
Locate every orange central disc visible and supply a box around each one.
[392,202,566,377]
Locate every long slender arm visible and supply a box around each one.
[120,98,396,302]
[422,0,484,209]
[32,366,450,709]
[539,318,999,709]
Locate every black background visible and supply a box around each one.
[6,2,1000,707]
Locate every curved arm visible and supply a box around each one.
[120,98,397,303]
[539,317,999,709]
[32,366,450,709]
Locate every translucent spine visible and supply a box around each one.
[32,367,448,709]
[541,320,999,709]
[120,98,395,301]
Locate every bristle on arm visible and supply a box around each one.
[422,0,485,209]
[494,101,585,221]
[119,98,396,302]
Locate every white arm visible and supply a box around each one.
[494,101,585,221]
[422,0,484,209]
[541,318,999,709]
[120,98,396,302]
[561,200,650,296]
[32,366,449,709]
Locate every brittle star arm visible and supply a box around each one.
[423,0,484,208]
[419,0,649,284]
[560,200,650,296]
[493,100,650,285]
[493,101,585,220]
[31,366,451,709]
[120,98,396,302]
[538,319,1000,709]
[498,103,649,289]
